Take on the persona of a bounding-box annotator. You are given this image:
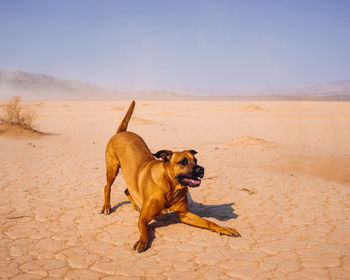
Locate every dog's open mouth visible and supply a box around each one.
[177,175,202,187]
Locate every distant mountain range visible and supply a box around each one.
[0,70,116,100]
[0,70,349,101]
[267,80,350,100]
[0,70,189,101]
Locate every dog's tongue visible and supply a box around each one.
[183,178,201,187]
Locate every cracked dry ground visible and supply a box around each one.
[1,101,350,279]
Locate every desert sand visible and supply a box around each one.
[1,100,350,279]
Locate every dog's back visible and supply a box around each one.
[107,100,154,163]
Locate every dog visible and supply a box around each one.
[101,101,240,252]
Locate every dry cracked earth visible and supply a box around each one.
[1,101,350,279]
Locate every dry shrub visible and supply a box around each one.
[0,96,38,131]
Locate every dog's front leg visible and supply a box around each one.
[177,211,240,237]
[133,201,160,253]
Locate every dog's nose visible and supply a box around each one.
[194,165,205,177]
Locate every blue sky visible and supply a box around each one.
[1,0,349,94]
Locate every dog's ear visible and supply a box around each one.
[186,149,197,155]
[153,150,173,162]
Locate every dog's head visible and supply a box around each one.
[153,149,204,187]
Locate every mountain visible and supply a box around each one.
[208,80,350,101]
[0,70,125,100]
[265,81,350,100]
[303,80,350,97]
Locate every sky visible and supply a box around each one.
[1,0,350,94]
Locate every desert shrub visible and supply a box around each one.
[0,96,38,131]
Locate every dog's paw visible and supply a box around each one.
[133,238,149,253]
[217,227,241,237]
[100,204,111,215]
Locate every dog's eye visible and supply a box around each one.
[178,158,188,166]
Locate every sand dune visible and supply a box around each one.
[0,124,44,138]
[1,100,350,279]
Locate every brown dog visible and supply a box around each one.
[101,101,240,252]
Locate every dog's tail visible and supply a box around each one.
[116,100,135,133]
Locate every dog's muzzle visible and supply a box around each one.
[177,165,205,188]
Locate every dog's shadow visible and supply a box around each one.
[187,192,239,221]
[110,192,239,250]
[110,192,238,222]
[109,201,131,214]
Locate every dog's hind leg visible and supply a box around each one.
[124,189,140,212]
[101,156,120,215]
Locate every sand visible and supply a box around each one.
[1,100,350,279]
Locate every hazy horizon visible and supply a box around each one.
[1,0,350,95]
